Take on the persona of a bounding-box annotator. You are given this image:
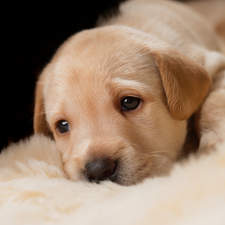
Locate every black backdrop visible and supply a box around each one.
[1,0,184,151]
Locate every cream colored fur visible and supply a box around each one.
[1,134,225,225]
[33,0,225,185]
[187,0,225,41]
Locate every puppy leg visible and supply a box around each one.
[198,69,225,154]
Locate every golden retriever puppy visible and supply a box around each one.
[34,0,225,185]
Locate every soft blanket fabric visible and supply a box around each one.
[0,135,225,225]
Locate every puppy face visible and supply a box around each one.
[34,26,210,185]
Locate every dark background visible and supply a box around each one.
[1,0,188,151]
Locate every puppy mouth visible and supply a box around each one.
[108,161,119,182]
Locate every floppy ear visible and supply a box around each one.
[152,49,211,120]
[34,75,52,136]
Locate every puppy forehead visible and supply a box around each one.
[45,27,162,116]
[50,57,159,105]
[51,31,159,86]
[52,27,156,77]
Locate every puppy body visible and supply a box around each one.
[34,0,225,185]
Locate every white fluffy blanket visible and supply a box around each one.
[0,135,225,225]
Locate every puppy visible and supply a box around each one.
[34,0,225,185]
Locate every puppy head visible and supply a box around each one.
[34,26,211,185]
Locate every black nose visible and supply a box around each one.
[85,159,116,183]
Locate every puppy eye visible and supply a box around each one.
[57,120,70,133]
[121,96,140,111]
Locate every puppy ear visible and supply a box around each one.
[152,49,211,120]
[34,75,52,136]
